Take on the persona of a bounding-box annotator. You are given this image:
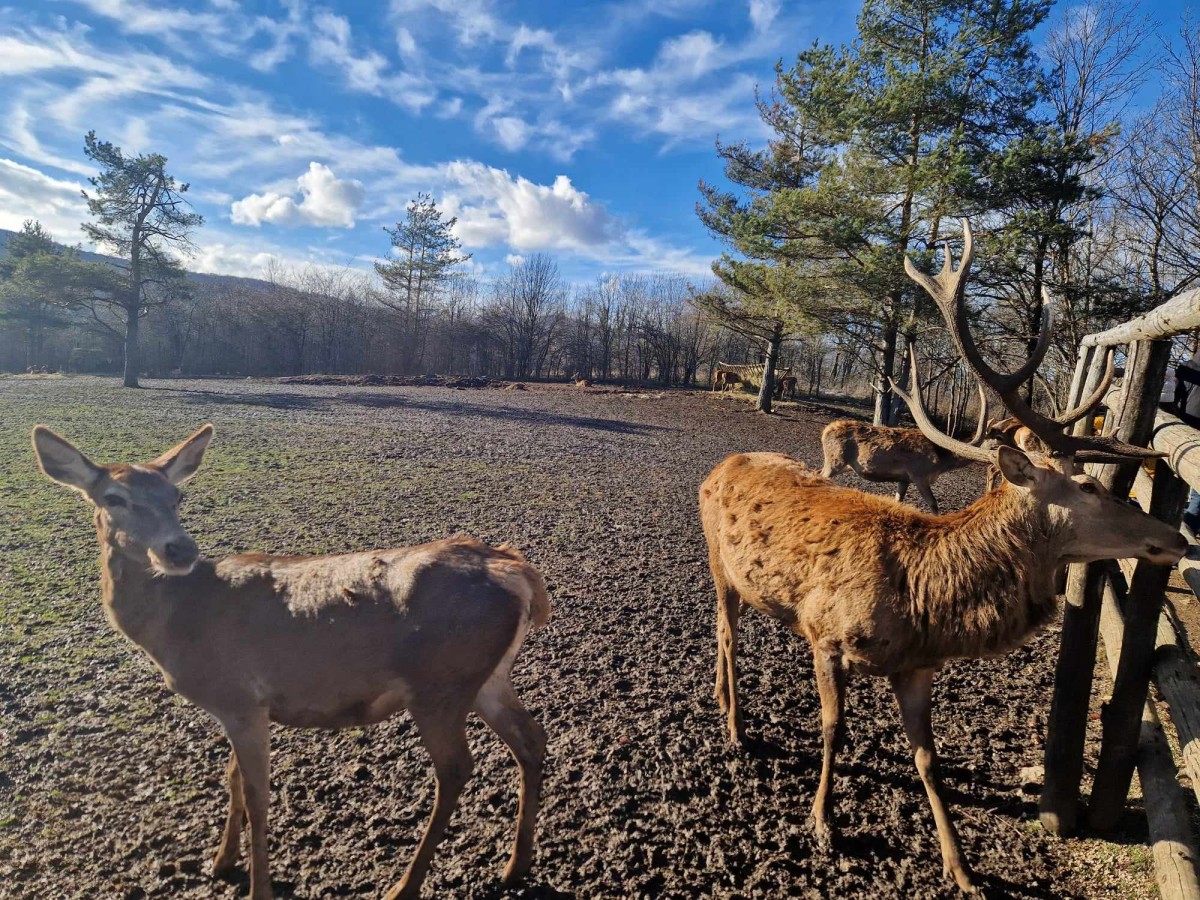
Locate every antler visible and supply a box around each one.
[903,219,1163,465]
[890,344,994,465]
[1051,349,1115,427]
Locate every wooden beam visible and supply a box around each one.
[1099,576,1200,900]
[1152,408,1200,495]
[1082,287,1200,348]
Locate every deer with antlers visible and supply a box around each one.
[819,381,989,513]
[700,219,1182,893]
[31,425,550,900]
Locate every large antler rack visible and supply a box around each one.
[899,219,1162,466]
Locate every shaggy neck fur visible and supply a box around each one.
[896,484,1065,660]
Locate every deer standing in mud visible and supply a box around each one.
[31,425,550,900]
[700,219,1182,893]
[820,381,988,513]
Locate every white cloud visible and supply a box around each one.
[390,0,502,46]
[231,162,366,228]
[505,253,526,266]
[748,0,780,32]
[491,116,531,151]
[0,158,89,243]
[441,161,621,253]
[306,10,434,112]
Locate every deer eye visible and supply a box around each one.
[1079,483,1096,494]
[103,494,127,507]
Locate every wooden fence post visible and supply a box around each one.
[1040,345,1115,835]
[1090,458,1189,830]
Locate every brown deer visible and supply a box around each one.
[819,381,988,513]
[712,367,742,392]
[700,219,1180,893]
[774,374,798,401]
[31,425,550,900]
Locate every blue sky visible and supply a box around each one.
[0,0,1193,285]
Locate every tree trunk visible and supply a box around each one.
[123,304,140,387]
[873,324,898,425]
[757,324,782,413]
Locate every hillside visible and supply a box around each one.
[0,228,274,293]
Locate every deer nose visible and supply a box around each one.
[164,537,198,567]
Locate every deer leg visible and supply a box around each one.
[811,644,847,848]
[385,704,474,900]
[890,669,975,894]
[213,749,246,876]
[895,480,910,504]
[221,712,272,900]
[475,675,547,885]
[714,580,745,744]
[915,479,939,515]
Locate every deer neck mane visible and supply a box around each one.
[903,485,1064,659]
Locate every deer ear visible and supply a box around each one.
[996,445,1043,488]
[32,426,104,493]
[152,424,214,484]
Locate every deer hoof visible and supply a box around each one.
[812,819,835,852]
[212,851,239,878]
[944,864,978,895]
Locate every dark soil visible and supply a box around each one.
[0,379,1152,899]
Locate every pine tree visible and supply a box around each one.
[375,193,471,373]
[81,131,202,387]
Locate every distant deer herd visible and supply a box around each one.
[31,221,1188,897]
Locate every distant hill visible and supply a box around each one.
[0,228,275,294]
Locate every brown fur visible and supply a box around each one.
[33,426,550,900]
[711,368,741,392]
[700,450,1185,892]
[820,419,971,513]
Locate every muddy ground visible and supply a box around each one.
[0,378,1155,898]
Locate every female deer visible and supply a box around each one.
[32,425,550,900]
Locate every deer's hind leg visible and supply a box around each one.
[475,674,547,885]
[220,711,272,900]
[712,567,746,745]
[213,749,246,876]
[385,702,474,900]
[811,643,847,848]
[890,668,975,893]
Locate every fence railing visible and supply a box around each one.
[1039,289,1200,900]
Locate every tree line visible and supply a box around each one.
[698,0,1200,419]
[3,0,1197,409]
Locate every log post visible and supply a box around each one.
[1040,346,1117,835]
[1090,457,1189,830]
[1099,573,1200,900]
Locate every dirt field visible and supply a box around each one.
[0,378,1155,899]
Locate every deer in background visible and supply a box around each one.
[774,375,798,401]
[712,367,742,392]
[31,425,550,900]
[820,381,988,514]
[700,219,1178,893]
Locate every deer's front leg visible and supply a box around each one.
[213,749,246,876]
[889,668,975,894]
[811,644,847,848]
[222,712,273,900]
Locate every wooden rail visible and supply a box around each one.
[1081,288,1200,348]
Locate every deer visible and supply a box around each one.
[712,367,742,392]
[699,218,1182,894]
[774,375,798,401]
[819,381,988,514]
[30,424,550,900]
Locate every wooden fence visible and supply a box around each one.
[1038,287,1200,900]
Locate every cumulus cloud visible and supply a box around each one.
[231,162,365,228]
[441,161,622,253]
